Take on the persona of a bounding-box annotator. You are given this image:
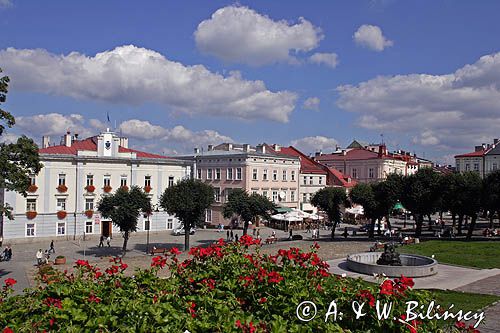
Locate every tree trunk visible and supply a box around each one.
[184,231,190,251]
[330,221,337,240]
[497,211,500,229]
[122,231,129,256]
[439,211,443,220]
[377,219,382,235]
[385,215,392,232]
[415,214,423,238]
[452,213,456,228]
[466,214,477,241]
[489,211,494,229]
[427,214,433,230]
[457,215,464,235]
[368,218,376,239]
[243,221,248,236]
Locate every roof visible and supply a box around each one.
[485,144,500,155]
[347,140,369,149]
[328,167,357,188]
[38,136,169,159]
[315,148,381,161]
[454,150,487,158]
[277,146,327,174]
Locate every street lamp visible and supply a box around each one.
[145,210,151,254]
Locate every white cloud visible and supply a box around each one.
[119,119,168,140]
[0,0,12,9]
[0,132,19,144]
[336,52,500,150]
[302,97,320,111]
[15,113,100,138]
[353,24,393,51]
[194,5,323,66]
[0,45,297,122]
[308,52,339,69]
[290,136,338,154]
[164,125,233,149]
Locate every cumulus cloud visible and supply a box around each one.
[194,5,323,66]
[0,132,19,144]
[302,97,320,111]
[308,52,339,69]
[353,24,393,51]
[15,113,100,138]
[119,119,169,140]
[290,136,338,154]
[0,45,297,122]
[336,52,500,150]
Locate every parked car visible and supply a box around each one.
[172,225,196,236]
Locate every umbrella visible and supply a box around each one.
[346,205,364,215]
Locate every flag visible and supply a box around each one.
[107,112,110,123]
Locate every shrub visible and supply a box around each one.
[0,238,446,332]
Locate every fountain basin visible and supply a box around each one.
[346,252,438,278]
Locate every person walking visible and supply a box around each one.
[226,229,230,241]
[36,249,44,266]
[6,246,12,261]
[106,236,111,247]
[230,229,234,242]
[98,235,104,248]
[234,234,239,242]
[49,240,55,254]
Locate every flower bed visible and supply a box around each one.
[57,184,68,193]
[0,237,459,332]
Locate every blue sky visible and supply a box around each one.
[1,0,500,163]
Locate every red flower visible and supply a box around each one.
[187,301,196,318]
[3,328,14,333]
[94,271,103,279]
[119,263,128,271]
[379,280,394,296]
[44,297,62,308]
[75,259,91,269]
[170,247,181,255]
[151,256,167,268]
[88,294,101,303]
[455,321,466,329]
[357,290,375,307]
[239,235,260,246]
[259,297,267,303]
[267,271,283,284]
[4,278,17,287]
[49,318,56,327]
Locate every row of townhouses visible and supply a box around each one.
[455,139,500,178]
[0,130,434,242]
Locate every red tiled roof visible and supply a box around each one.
[38,136,169,159]
[328,167,357,188]
[277,146,327,174]
[454,150,486,158]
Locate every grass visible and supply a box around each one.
[400,241,500,269]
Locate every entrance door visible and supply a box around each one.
[101,221,112,238]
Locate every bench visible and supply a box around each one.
[265,237,277,244]
[150,247,167,255]
[369,242,386,252]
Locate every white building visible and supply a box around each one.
[0,129,192,242]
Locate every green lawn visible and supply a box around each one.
[400,241,500,269]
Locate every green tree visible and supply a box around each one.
[454,172,482,240]
[311,187,349,239]
[373,173,404,232]
[97,186,152,255]
[440,173,462,229]
[349,183,380,238]
[400,168,441,238]
[160,179,214,250]
[223,189,276,235]
[482,170,500,229]
[0,68,43,242]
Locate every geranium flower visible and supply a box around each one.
[169,247,181,255]
[4,278,16,287]
[379,280,394,296]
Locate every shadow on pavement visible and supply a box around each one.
[0,268,12,278]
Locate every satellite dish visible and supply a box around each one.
[279,191,286,200]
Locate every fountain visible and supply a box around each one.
[346,243,438,278]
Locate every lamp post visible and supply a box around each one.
[145,212,151,254]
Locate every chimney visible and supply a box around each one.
[256,144,266,154]
[64,131,72,147]
[272,144,281,151]
[194,147,200,154]
[119,137,129,148]
[482,143,486,149]
[207,144,213,151]
[243,144,251,152]
[494,138,499,145]
[227,143,233,151]
[475,145,483,152]
[42,136,50,148]
[315,150,322,157]
[342,149,347,156]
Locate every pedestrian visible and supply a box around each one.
[226,229,230,241]
[256,229,260,239]
[6,246,12,261]
[230,229,234,241]
[36,249,44,266]
[235,234,239,242]
[271,230,276,238]
[98,235,104,248]
[1,247,8,261]
[49,240,55,253]
[289,228,293,240]
[343,227,348,239]
[106,236,111,247]
[252,227,256,236]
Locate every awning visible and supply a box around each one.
[275,206,293,213]
[393,202,405,210]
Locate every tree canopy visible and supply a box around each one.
[160,178,214,250]
[223,188,276,235]
[311,187,349,239]
[97,186,152,255]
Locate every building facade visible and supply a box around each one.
[455,139,500,178]
[0,129,192,242]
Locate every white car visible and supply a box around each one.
[172,226,196,236]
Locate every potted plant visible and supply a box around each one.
[57,184,68,193]
[85,210,94,218]
[54,255,66,265]
[120,185,129,191]
[144,185,152,193]
[26,211,37,219]
[85,185,95,193]
[57,210,67,219]
[103,185,112,193]
[27,184,38,193]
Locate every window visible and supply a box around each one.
[493,163,498,171]
[144,175,151,187]
[263,169,268,181]
[303,176,307,185]
[282,170,287,181]
[272,170,278,181]
[262,191,268,199]
[168,176,174,187]
[58,174,66,186]
[167,218,173,230]
[26,199,36,212]
[309,176,313,185]
[86,175,94,186]
[205,209,212,222]
[29,175,36,185]
[252,169,258,180]
[215,168,221,180]
[236,168,242,180]
[207,169,213,180]
[26,223,35,237]
[291,170,295,181]
[103,175,111,187]
[473,163,479,172]
[214,188,221,202]
[224,188,233,202]
[280,190,286,202]
[352,168,358,179]
[290,190,295,202]
[56,198,66,211]
[57,222,66,235]
[319,177,323,185]
[197,168,202,179]
[120,176,127,187]
[85,221,93,234]
[226,168,233,180]
[369,168,374,179]
[465,164,470,171]
[302,193,308,203]
[272,191,278,202]
[85,198,94,211]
